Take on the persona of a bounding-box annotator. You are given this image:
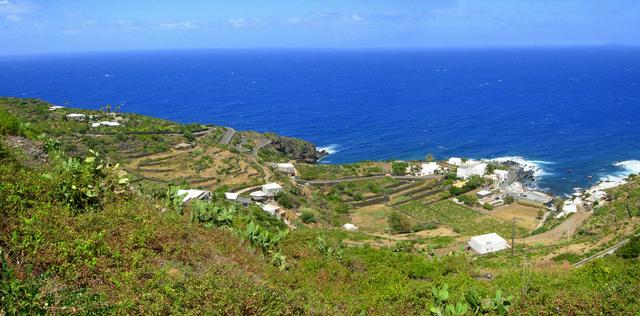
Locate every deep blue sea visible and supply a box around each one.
[1,48,639,194]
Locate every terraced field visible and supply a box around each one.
[126,146,266,189]
[399,200,527,237]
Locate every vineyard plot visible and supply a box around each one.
[399,200,526,237]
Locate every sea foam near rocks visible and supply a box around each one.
[490,156,551,180]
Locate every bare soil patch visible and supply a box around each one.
[485,204,542,231]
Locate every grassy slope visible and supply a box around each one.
[2,100,640,315]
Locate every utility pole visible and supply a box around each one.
[511,218,516,258]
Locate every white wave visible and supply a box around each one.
[489,156,552,179]
[614,160,640,175]
[317,144,340,155]
[594,160,640,189]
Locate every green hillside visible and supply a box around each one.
[2,99,640,315]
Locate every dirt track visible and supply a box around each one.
[525,211,592,244]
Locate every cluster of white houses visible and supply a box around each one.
[176,182,291,224]
[555,186,610,218]
[56,107,123,128]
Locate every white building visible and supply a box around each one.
[457,161,488,179]
[585,190,607,204]
[100,121,121,127]
[448,157,463,166]
[556,199,579,218]
[260,203,281,216]
[224,192,239,201]
[250,191,268,201]
[276,163,296,175]
[262,183,283,196]
[420,162,441,176]
[176,189,212,204]
[477,190,492,199]
[66,113,86,121]
[494,169,509,182]
[342,223,359,232]
[48,106,64,111]
[468,233,510,255]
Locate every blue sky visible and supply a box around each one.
[1,0,639,55]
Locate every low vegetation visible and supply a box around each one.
[2,99,640,315]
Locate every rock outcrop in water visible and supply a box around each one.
[500,160,536,184]
[266,135,328,163]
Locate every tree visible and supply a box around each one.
[537,209,544,220]
[504,195,515,204]
[391,161,409,176]
[426,153,435,162]
[554,198,565,213]
[387,212,411,234]
[486,164,497,175]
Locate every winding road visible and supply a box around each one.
[220,128,236,145]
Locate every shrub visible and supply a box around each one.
[190,200,237,227]
[0,109,21,136]
[552,252,582,263]
[393,240,415,253]
[457,194,478,206]
[275,192,300,209]
[49,149,130,214]
[0,248,46,315]
[334,203,350,214]
[391,161,408,176]
[0,142,10,160]
[504,195,515,204]
[412,222,438,232]
[388,212,411,234]
[616,236,640,259]
[300,210,316,223]
[482,203,494,210]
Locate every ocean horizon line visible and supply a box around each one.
[2,44,640,58]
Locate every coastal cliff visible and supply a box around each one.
[266,134,328,163]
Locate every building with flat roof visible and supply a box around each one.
[457,160,487,179]
[468,233,510,255]
[250,191,268,201]
[66,113,86,121]
[224,192,239,201]
[448,157,463,166]
[176,189,212,204]
[262,183,283,196]
[420,162,441,176]
[276,163,296,175]
[477,190,492,199]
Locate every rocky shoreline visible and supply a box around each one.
[266,135,328,163]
